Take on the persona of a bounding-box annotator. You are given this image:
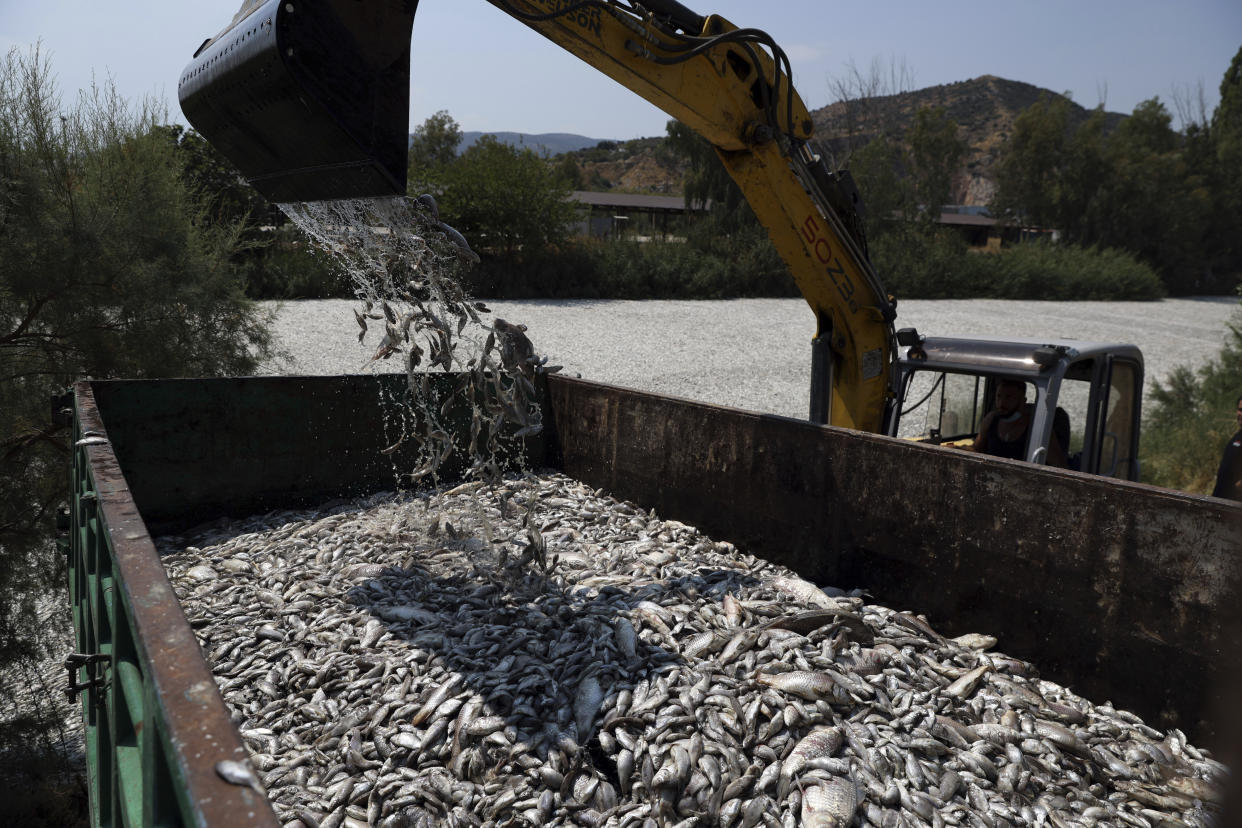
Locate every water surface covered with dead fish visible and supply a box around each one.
[160,473,1224,828]
[261,297,1236,421]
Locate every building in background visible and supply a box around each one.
[568,191,708,241]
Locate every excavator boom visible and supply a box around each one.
[179,0,896,432]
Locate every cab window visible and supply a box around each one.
[897,371,987,444]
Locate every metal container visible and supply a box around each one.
[68,373,1239,826]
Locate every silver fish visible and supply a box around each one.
[800,777,857,828]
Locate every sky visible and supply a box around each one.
[2,0,1239,141]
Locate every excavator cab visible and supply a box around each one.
[177,0,418,202]
[888,333,1144,481]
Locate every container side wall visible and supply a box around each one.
[91,375,543,531]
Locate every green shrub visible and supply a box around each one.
[871,227,985,299]
[974,242,1166,301]
[1142,311,1242,493]
[462,218,797,300]
[241,231,349,299]
[871,232,1165,301]
[0,46,275,824]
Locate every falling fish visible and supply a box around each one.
[413,192,479,263]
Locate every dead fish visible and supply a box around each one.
[779,727,843,797]
[944,663,990,699]
[951,632,997,650]
[755,671,841,702]
[800,777,858,828]
[411,674,462,726]
[768,576,842,610]
[437,220,480,264]
[614,618,637,660]
[492,318,537,379]
[574,675,604,737]
[216,759,264,794]
[160,469,1226,828]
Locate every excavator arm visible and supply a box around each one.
[179,0,897,432]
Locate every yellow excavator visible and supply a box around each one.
[180,0,1144,480]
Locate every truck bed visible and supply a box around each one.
[69,374,1240,826]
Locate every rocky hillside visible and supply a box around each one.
[549,76,1127,206]
[810,75,1127,205]
[559,137,689,194]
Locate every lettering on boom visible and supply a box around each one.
[801,214,859,313]
[530,0,603,36]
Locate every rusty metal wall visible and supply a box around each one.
[91,375,540,532]
[544,375,1241,746]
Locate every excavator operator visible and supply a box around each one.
[969,379,1068,467]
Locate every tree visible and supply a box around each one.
[847,106,966,238]
[991,94,1073,229]
[407,110,462,192]
[992,91,1220,293]
[664,119,749,225]
[906,106,967,219]
[554,154,583,190]
[439,135,574,256]
[1211,46,1242,275]
[1091,98,1212,290]
[848,134,909,234]
[156,124,279,235]
[1058,109,1110,245]
[823,55,917,166]
[0,45,274,816]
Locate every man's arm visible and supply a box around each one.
[968,412,996,453]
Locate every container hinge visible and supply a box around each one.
[64,653,109,702]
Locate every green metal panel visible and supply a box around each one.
[70,383,281,828]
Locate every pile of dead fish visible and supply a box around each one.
[160,473,1226,828]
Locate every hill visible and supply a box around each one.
[558,136,689,194]
[457,131,611,156]
[809,75,1127,205]
[440,77,1129,206]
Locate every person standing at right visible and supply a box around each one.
[1211,396,1242,500]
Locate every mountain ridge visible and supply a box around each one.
[457,131,613,156]
[427,76,1129,205]
[809,74,1127,204]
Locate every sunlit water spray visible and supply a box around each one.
[279,195,563,576]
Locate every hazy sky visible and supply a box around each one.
[2,1,1239,140]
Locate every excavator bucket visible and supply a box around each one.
[178,0,417,203]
